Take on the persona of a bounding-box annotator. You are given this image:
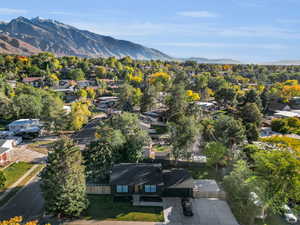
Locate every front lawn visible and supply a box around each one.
[1,162,33,190]
[84,195,164,222]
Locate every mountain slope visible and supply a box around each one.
[0,16,171,60]
[0,33,41,55]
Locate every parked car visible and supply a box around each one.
[282,205,298,224]
[181,198,193,217]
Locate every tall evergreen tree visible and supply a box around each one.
[40,137,88,217]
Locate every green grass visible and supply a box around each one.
[1,162,33,190]
[84,195,164,222]
[153,145,170,152]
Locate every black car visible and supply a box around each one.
[181,198,194,217]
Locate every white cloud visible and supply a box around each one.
[0,8,28,15]
[177,11,218,18]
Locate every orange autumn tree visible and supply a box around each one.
[0,217,50,225]
[282,85,300,101]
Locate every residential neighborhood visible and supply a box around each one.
[0,52,299,225]
[3,0,300,221]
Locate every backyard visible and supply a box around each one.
[84,195,164,222]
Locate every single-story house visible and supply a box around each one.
[8,119,41,132]
[8,119,42,138]
[110,163,194,202]
[22,77,44,88]
[273,110,300,118]
[0,139,14,165]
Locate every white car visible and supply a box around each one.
[283,205,298,224]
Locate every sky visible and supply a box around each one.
[0,0,300,63]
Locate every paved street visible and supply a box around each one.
[0,176,44,222]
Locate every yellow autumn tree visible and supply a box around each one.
[186,90,201,101]
[0,216,50,225]
[149,72,171,85]
[70,101,91,130]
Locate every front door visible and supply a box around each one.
[134,185,139,193]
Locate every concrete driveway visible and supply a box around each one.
[162,198,239,225]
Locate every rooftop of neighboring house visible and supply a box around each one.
[274,110,300,118]
[8,119,40,127]
[22,77,43,82]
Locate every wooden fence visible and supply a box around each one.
[193,190,226,200]
[86,184,111,195]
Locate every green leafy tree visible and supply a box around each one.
[84,128,125,182]
[245,123,260,143]
[215,87,237,107]
[166,82,188,122]
[13,94,43,118]
[223,160,258,225]
[214,115,246,149]
[119,83,142,112]
[203,142,228,170]
[0,171,6,189]
[140,85,157,113]
[110,112,150,162]
[169,116,201,161]
[40,137,88,217]
[68,68,85,81]
[240,103,262,125]
[253,150,300,214]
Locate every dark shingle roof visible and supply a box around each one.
[110,163,164,186]
[163,169,194,189]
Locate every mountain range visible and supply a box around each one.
[0,16,171,60]
[0,17,299,65]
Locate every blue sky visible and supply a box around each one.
[0,0,300,62]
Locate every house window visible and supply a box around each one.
[145,185,157,193]
[116,185,128,193]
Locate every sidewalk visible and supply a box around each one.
[0,164,39,202]
[66,220,158,225]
